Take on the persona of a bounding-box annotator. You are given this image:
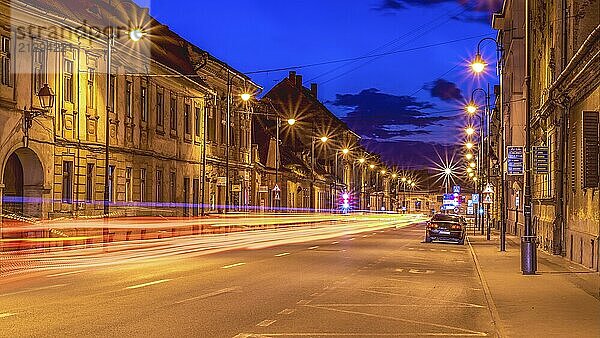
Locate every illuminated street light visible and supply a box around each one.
[469,172,475,177]
[391,173,397,179]
[287,118,296,126]
[380,169,387,175]
[369,164,375,169]
[465,101,478,115]
[320,136,328,143]
[240,93,251,101]
[129,28,144,42]
[358,158,365,164]
[401,177,407,182]
[410,182,415,188]
[342,148,349,155]
[470,162,476,168]
[466,142,474,150]
[473,176,478,182]
[471,52,486,74]
[444,168,452,175]
[467,167,473,173]
[466,153,474,160]
[465,126,475,136]
[407,179,412,184]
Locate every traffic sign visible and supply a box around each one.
[507,146,524,175]
[483,194,493,204]
[274,191,280,200]
[533,146,549,174]
[272,184,281,192]
[472,194,480,204]
[452,185,461,194]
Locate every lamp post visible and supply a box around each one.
[103,28,143,220]
[311,135,328,211]
[470,35,508,252]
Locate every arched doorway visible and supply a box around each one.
[2,148,44,218]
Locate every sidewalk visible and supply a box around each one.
[468,233,600,338]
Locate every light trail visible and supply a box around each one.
[0,214,427,278]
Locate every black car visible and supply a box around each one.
[425,214,466,244]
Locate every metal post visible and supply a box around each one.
[275,116,280,211]
[486,83,491,241]
[103,32,113,244]
[311,137,315,211]
[225,70,231,214]
[500,55,507,251]
[522,0,537,274]
[201,97,210,216]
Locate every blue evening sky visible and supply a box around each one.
[137,0,500,156]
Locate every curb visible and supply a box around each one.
[467,236,505,338]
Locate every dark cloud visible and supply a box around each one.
[425,78,464,102]
[330,88,451,140]
[376,0,502,24]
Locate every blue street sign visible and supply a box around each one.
[452,185,461,194]
[472,193,480,204]
[507,146,524,175]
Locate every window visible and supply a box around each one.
[62,161,73,203]
[155,169,163,202]
[140,168,146,202]
[1,36,10,86]
[109,165,116,202]
[109,75,116,112]
[192,178,199,216]
[87,68,95,108]
[156,92,164,127]
[170,95,177,132]
[583,111,599,188]
[141,86,148,122]
[207,106,215,142]
[125,80,132,118]
[86,163,94,203]
[125,167,132,202]
[169,171,176,203]
[184,103,191,134]
[33,46,45,94]
[195,107,201,137]
[64,59,73,103]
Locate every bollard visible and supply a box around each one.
[521,235,537,274]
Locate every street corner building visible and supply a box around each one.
[493,0,599,270]
[0,0,259,222]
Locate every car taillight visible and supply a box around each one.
[451,225,461,230]
[427,222,438,229]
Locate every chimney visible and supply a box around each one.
[288,71,296,83]
[295,75,303,89]
[310,83,318,98]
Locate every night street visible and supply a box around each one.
[1,218,497,337]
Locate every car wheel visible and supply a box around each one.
[425,234,432,243]
[457,237,465,245]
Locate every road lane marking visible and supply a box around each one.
[308,303,487,308]
[0,284,68,297]
[46,270,86,277]
[308,246,319,250]
[234,333,488,336]
[275,252,291,257]
[304,305,487,335]
[296,299,311,305]
[331,241,339,245]
[257,319,276,327]
[0,313,16,319]
[358,289,484,308]
[349,238,355,241]
[278,308,295,315]
[125,279,171,290]
[362,234,368,237]
[174,287,238,304]
[221,262,246,269]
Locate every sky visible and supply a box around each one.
[138,0,502,166]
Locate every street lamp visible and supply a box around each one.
[466,142,474,150]
[465,126,475,136]
[311,135,329,211]
[104,28,144,221]
[471,53,486,74]
[287,118,296,126]
[466,153,474,160]
[240,93,252,102]
[465,101,478,115]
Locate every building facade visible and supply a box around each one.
[494,0,599,270]
[0,0,256,221]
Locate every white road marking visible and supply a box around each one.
[296,299,311,305]
[174,287,238,304]
[0,284,68,297]
[358,289,484,308]
[278,308,295,315]
[234,333,487,336]
[0,313,16,319]
[308,303,487,308]
[362,235,368,238]
[304,305,487,335]
[408,269,434,274]
[221,262,246,269]
[308,246,319,250]
[275,252,291,257]
[257,319,277,327]
[331,241,339,245]
[125,279,171,290]
[349,238,355,241]
[46,270,86,277]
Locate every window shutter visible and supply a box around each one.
[582,111,599,188]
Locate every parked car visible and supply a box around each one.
[425,213,466,245]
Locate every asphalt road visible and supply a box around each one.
[0,220,496,337]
